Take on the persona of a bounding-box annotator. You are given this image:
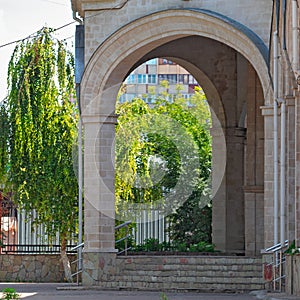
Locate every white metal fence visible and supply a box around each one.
[131,209,170,244]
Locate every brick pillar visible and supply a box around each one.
[82,114,117,286]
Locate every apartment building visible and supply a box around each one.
[119,58,199,103]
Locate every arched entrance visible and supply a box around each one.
[79,8,271,284]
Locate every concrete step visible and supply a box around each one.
[114,255,265,292]
[120,269,262,279]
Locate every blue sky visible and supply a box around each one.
[0,0,75,101]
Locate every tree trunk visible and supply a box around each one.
[60,237,73,283]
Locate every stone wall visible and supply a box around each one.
[286,255,300,296]
[0,254,75,282]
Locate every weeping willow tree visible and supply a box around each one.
[1,28,78,282]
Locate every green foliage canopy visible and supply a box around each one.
[115,83,212,244]
[1,28,78,245]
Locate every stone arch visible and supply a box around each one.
[81,8,268,255]
[80,9,271,118]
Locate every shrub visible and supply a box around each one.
[1,288,20,300]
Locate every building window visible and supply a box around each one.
[158,74,168,82]
[148,74,157,84]
[137,74,147,84]
[119,94,135,103]
[167,74,177,84]
[126,74,135,84]
[178,74,189,84]
[189,76,197,84]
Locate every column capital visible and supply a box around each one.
[243,185,264,193]
[261,105,274,116]
[226,127,247,138]
[210,126,225,138]
[81,114,118,124]
[285,95,295,107]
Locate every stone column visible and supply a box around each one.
[295,89,300,247]
[244,71,264,256]
[211,125,227,252]
[82,114,118,286]
[244,186,264,256]
[211,125,246,253]
[286,97,295,243]
[225,127,246,253]
[261,105,275,248]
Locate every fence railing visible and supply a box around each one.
[1,244,77,254]
[262,240,289,292]
[133,209,170,245]
[0,195,77,255]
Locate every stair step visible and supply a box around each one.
[113,255,264,291]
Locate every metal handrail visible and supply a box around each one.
[115,220,131,230]
[263,240,289,253]
[71,242,84,251]
[263,240,289,293]
[71,242,84,285]
[69,220,132,283]
[116,234,131,244]
[115,221,132,256]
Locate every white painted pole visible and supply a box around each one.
[280,99,286,246]
[78,116,83,270]
[273,31,279,246]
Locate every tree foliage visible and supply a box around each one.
[115,83,212,245]
[1,28,78,281]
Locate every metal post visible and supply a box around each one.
[78,116,83,284]
[280,100,286,247]
[125,224,128,256]
[75,24,84,285]
[273,31,279,246]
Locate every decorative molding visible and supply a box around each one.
[243,185,264,193]
[72,0,125,17]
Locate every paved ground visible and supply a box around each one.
[0,283,258,300]
[0,283,298,300]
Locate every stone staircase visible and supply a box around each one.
[114,255,264,292]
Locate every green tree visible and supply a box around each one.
[0,101,9,186]
[1,28,78,282]
[115,83,212,246]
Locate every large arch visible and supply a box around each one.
[80,9,271,117]
[80,8,270,259]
